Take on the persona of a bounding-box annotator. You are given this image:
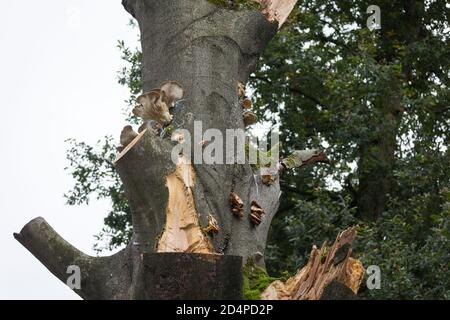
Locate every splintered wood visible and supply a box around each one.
[253,0,298,28]
[261,227,364,300]
[157,155,214,254]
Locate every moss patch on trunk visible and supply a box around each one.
[207,0,260,10]
[243,259,281,300]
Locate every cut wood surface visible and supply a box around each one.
[114,128,147,165]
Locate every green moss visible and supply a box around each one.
[207,0,260,11]
[243,259,280,300]
[246,142,281,171]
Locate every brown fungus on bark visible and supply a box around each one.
[238,81,246,98]
[238,81,255,125]
[135,90,173,125]
[249,201,265,226]
[134,81,185,126]
[243,111,258,127]
[120,125,138,149]
[203,214,220,235]
[261,174,277,186]
[241,99,252,109]
[160,80,184,107]
[238,81,252,109]
[229,192,244,218]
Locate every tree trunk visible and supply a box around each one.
[15,0,363,300]
[356,0,425,220]
[357,82,402,220]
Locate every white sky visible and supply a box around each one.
[0,1,138,299]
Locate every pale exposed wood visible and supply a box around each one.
[261,227,364,300]
[253,0,298,28]
[157,155,215,254]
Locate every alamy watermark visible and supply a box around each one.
[366,5,381,30]
[366,265,381,290]
[170,121,279,173]
[66,265,81,290]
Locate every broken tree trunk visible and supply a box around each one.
[15,0,362,300]
[261,227,365,300]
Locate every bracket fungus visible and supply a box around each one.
[238,81,252,109]
[229,192,244,218]
[238,81,257,126]
[203,214,220,235]
[250,201,265,226]
[243,111,258,127]
[160,80,184,107]
[241,99,253,109]
[261,174,277,186]
[238,81,246,98]
[119,125,138,150]
[133,81,185,126]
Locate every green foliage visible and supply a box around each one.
[64,30,141,252]
[117,37,142,124]
[356,208,450,299]
[253,0,449,299]
[64,137,132,252]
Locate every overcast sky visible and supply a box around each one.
[0,0,138,299]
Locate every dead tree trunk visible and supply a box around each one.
[15,0,362,299]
